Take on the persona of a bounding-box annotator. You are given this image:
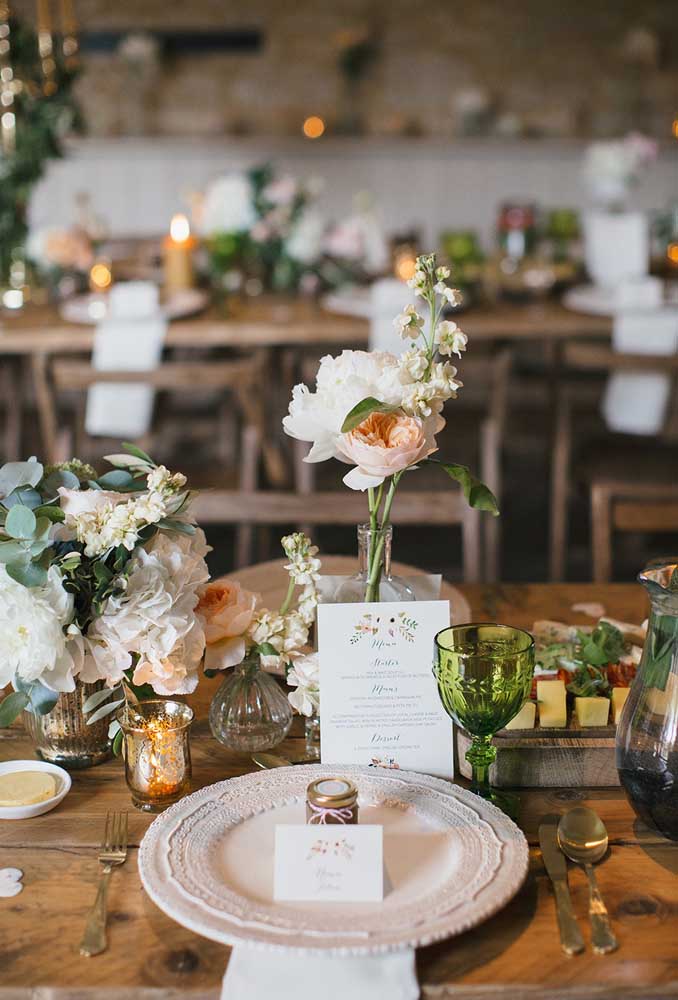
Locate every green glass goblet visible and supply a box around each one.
[434,623,535,816]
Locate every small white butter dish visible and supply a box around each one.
[0,760,71,820]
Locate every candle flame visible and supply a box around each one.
[90,261,111,290]
[170,213,190,243]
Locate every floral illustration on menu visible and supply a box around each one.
[350,610,418,644]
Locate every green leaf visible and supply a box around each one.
[158,518,196,535]
[6,561,48,587]
[2,486,42,510]
[97,469,133,490]
[0,460,43,498]
[14,676,59,715]
[0,690,30,727]
[340,397,398,434]
[34,504,65,523]
[5,504,37,539]
[426,461,499,516]
[256,642,280,658]
[93,561,113,585]
[122,442,155,465]
[83,686,120,714]
[86,698,125,725]
[111,728,124,756]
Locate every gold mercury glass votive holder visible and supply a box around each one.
[119,700,193,812]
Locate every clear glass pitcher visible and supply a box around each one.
[616,561,678,841]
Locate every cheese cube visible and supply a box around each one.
[611,687,630,724]
[505,701,537,730]
[537,680,567,728]
[575,696,610,727]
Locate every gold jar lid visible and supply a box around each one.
[306,777,358,810]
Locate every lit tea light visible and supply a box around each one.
[394,251,417,282]
[163,213,196,294]
[120,700,193,812]
[303,115,325,139]
[2,288,23,309]
[89,260,112,293]
[667,242,678,267]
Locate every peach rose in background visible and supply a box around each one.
[196,580,259,671]
[339,410,443,490]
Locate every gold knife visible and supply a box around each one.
[538,821,585,955]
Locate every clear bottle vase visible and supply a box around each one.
[616,561,678,840]
[209,654,293,753]
[333,524,415,603]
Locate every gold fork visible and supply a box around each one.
[79,811,128,957]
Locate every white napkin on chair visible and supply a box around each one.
[85,282,166,439]
[602,308,678,436]
[221,946,419,1000]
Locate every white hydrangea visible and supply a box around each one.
[0,564,78,692]
[81,528,210,694]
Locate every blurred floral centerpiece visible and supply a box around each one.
[0,445,209,765]
[283,253,498,602]
[197,164,387,296]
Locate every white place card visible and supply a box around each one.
[317,600,453,778]
[274,824,383,903]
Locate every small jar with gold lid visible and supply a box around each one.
[306,777,359,825]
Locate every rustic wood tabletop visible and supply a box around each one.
[2,581,676,1000]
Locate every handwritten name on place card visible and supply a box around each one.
[273,825,384,903]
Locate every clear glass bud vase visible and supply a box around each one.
[209,654,293,752]
[617,561,678,840]
[334,524,416,604]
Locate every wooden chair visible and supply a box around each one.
[591,480,678,582]
[31,352,288,564]
[291,347,512,582]
[192,488,482,581]
[550,341,678,581]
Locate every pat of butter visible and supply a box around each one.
[537,680,567,728]
[611,687,630,724]
[0,771,56,807]
[575,696,610,727]
[505,701,537,730]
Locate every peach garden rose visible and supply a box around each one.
[340,410,442,490]
[197,580,258,671]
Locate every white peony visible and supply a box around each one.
[287,652,320,717]
[82,528,210,693]
[0,564,78,693]
[199,174,257,236]
[283,350,402,464]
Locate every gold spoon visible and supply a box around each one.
[557,807,618,954]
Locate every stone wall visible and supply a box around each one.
[11,0,678,138]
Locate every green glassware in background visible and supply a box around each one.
[434,623,534,815]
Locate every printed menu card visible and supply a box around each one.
[317,600,452,778]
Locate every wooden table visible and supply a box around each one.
[0,298,610,355]
[2,582,676,1000]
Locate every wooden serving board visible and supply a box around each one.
[456,724,619,788]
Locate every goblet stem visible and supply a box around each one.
[466,734,496,797]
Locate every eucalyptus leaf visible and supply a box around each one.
[425,460,499,516]
[6,561,48,587]
[5,504,37,539]
[86,698,125,725]
[13,676,59,715]
[0,690,30,727]
[0,460,43,499]
[340,397,398,434]
[97,469,133,490]
[0,540,30,563]
[83,686,120,714]
[41,469,80,497]
[2,486,42,510]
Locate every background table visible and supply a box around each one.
[2,581,676,1000]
